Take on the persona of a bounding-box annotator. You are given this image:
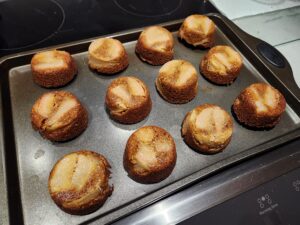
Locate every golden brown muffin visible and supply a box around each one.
[31,91,88,142]
[124,126,176,183]
[182,104,233,154]
[156,59,198,104]
[88,38,129,74]
[233,83,286,128]
[31,50,77,88]
[200,45,243,85]
[178,14,216,48]
[136,26,174,65]
[48,150,112,215]
[105,76,152,124]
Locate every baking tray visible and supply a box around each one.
[1,13,300,225]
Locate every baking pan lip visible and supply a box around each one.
[1,13,300,225]
[0,93,9,225]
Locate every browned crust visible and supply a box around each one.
[136,41,173,65]
[200,46,243,85]
[233,83,286,128]
[181,104,233,154]
[108,96,151,124]
[135,26,174,66]
[123,126,176,183]
[31,91,88,142]
[179,31,215,48]
[105,77,152,124]
[88,49,129,74]
[178,15,215,48]
[200,57,241,85]
[31,50,77,88]
[48,150,113,215]
[155,61,198,104]
[156,79,198,104]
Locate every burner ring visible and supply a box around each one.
[0,0,65,51]
[113,0,182,18]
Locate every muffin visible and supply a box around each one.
[156,59,198,103]
[136,26,174,65]
[233,83,286,128]
[31,91,88,142]
[124,126,176,183]
[178,14,216,48]
[31,50,77,88]
[182,104,233,154]
[48,150,112,214]
[200,45,243,85]
[88,38,129,74]
[105,76,152,124]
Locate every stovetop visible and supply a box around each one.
[1,1,299,225]
[0,0,217,57]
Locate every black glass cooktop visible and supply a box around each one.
[0,0,218,57]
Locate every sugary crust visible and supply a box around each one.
[48,150,112,215]
[155,60,198,104]
[31,50,77,88]
[31,91,88,142]
[181,104,233,154]
[233,83,286,128]
[200,45,243,85]
[124,126,176,183]
[105,76,152,124]
[136,26,174,65]
[178,14,216,48]
[88,38,129,74]
[89,57,128,74]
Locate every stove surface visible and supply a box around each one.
[0,0,217,57]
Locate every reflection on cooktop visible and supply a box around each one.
[113,0,182,17]
[0,0,65,50]
[0,0,217,57]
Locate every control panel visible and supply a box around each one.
[179,167,300,225]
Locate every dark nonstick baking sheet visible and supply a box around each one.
[5,15,300,225]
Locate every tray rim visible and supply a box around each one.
[1,13,300,225]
